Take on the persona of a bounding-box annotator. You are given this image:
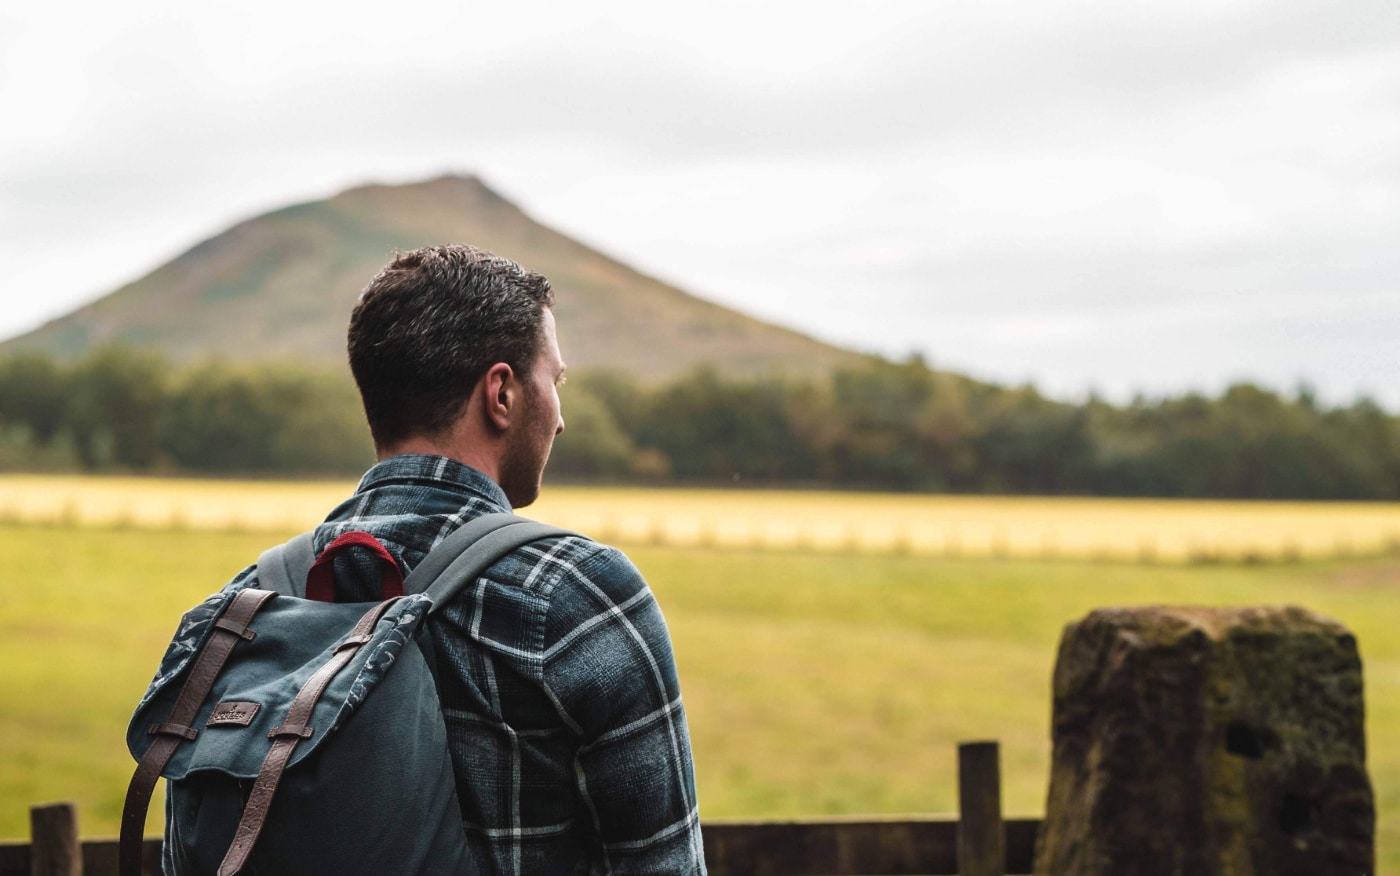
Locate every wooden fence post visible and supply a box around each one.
[958,741,1005,876]
[29,803,81,876]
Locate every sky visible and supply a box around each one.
[2,0,1398,408]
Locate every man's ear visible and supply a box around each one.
[481,362,516,431]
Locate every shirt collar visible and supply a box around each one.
[354,454,512,511]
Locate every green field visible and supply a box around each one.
[2,521,1397,871]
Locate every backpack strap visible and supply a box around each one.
[256,514,578,608]
[218,597,400,876]
[255,531,317,598]
[406,512,578,612]
[260,531,406,603]
[120,588,279,876]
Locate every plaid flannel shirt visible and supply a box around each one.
[227,454,705,874]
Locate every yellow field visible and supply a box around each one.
[4,473,1400,562]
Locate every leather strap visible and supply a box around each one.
[120,588,278,876]
[216,599,397,876]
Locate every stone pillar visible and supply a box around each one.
[1034,606,1373,876]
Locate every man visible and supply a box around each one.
[243,245,705,873]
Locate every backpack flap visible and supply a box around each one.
[127,588,433,781]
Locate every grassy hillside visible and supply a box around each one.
[2,175,864,381]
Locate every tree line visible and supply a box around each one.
[1,347,1397,499]
[0,348,370,475]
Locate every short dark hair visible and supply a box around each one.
[347,244,554,448]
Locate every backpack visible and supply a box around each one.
[120,513,573,876]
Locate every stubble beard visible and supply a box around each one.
[498,391,551,509]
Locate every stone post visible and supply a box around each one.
[1034,605,1373,876]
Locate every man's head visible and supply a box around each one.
[348,244,565,506]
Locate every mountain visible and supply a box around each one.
[2,175,864,381]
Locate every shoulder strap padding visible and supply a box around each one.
[409,514,578,612]
[254,513,579,610]
[256,532,317,598]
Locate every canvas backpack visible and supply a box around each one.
[120,513,573,876]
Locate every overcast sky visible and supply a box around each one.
[2,0,1398,407]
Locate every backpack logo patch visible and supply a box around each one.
[207,702,260,727]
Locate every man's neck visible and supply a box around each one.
[377,435,501,485]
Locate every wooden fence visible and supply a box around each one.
[0,742,1039,876]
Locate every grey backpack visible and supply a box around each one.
[120,513,572,876]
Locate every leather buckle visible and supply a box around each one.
[268,724,315,740]
[148,722,199,741]
[214,618,257,641]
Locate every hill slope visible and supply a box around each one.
[2,175,863,381]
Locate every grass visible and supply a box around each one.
[1,513,1397,870]
[646,547,1400,824]
[0,526,287,828]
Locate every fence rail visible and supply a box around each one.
[1,742,1039,876]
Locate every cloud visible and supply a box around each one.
[1,0,1398,409]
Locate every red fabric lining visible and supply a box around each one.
[306,531,405,602]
